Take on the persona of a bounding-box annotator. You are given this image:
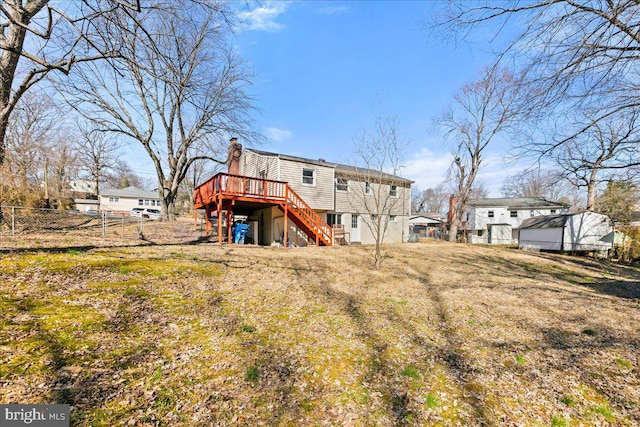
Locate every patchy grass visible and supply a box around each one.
[1,237,639,426]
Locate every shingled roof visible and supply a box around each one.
[468,197,570,210]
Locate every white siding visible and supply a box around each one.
[519,228,563,251]
[564,213,612,251]
[99,196,159,214]
[518,212,612,252]
[468,206,567,230]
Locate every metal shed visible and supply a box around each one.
[518,211,613,253]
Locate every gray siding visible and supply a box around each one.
[239,151,279,180]
[279,158,335,211]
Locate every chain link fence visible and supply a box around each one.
[0,206,147,239]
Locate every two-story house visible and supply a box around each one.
[462,197,571,244]
[194,139,412,246]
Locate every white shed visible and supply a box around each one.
[518,211,613,253]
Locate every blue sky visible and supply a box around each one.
[232,1,524,195]
[120,1,525,195]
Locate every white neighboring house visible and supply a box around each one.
[463,197,571,244]
[69,179,97,195]
[99,186,160,215]
[518,211,613,254]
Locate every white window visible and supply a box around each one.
[109,197,119,202]
[302,168,315,186]
[550,209,556,214]
[510,211,517,218]
[138,199,144,206]
[145,200,150,206]
[530,210,535,217]
[390,185,398,197]
[351,215,359,228]
[488,210,494,218]
[365,182,371,195]
[336,177,348,192]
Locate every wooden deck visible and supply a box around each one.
[194,173,333,246]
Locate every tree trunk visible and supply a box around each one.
[586,175,598,210]
[448,222,458,242]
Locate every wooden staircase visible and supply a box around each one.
[194,173,333,246]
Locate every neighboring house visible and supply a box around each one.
[69,179,97,195]
[409,214,445,237]
[237,147,413,245]
[463,197,571,244]
[518,211,613,254]
[99,186,160,215]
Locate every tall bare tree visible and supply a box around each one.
[349,114,409,270]
[437,66,527,241]
[551,110,640,210]
[437,1,640,156]
[64,2,256,220]
[3,92,58,190]
[74,123,121,196]
[0,0,132,217]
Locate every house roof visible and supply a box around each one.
[74,198,98,204]
[100,186,158,199]
[409,214,445,224]
[469,197,570,210]
[518,214,571,229]
[245,148,413,184]
[518,211,612,229]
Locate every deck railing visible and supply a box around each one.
[194,172,333,245]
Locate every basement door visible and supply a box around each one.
[351,214,361,242]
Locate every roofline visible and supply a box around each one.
[245,148,413,183]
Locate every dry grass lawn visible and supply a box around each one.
[1,225,639,426]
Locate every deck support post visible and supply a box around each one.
[217,196,223,245]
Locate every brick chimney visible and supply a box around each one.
[447,194,457,226]
[227,137,242,175]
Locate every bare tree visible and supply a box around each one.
[501,169,567,200]
[0,0,130,218]
[47,134,79,208]
[411,184,447,214]
[437,66,527,242]
[3,93,58,190]
[64,2,256,220]
[551,110,640,210]
[105,160,146,190]
[74,123,121,196]
[436,1,640,151]
[349,114,408,270]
